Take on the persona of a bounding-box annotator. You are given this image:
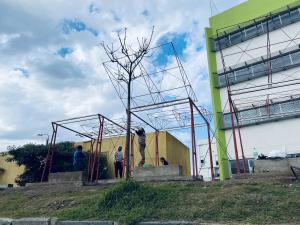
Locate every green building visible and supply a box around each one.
[205,0,300,180]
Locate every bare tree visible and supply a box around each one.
[101,27,154,179]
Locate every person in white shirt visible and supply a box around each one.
[114,146,123,178]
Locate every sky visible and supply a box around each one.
[0,0,245,151]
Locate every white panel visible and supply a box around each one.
[225,118,300,159]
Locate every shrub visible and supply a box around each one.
[98,180,167,224]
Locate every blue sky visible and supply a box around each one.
[0,0,244,150]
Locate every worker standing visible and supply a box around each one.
[135,127,146,167]
[73,145,85,171]
[114,146,124,178]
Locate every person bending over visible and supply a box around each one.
[160,157,169,166]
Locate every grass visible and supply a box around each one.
[0,179,300,224]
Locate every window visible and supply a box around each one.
[235,67,250,82]
[245,26,258,39]
[271,55,292,72]
[222,98,300,129]
[218,74,226,87]
[280,12,291,25]
[271,15,281,29]
[291,51,300,64]
[290,8,300,22]
[230,32,243,45]
[252,62,267,77]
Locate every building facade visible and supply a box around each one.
[0,154,24,185]
[0,131,190,185]
[80,131,191,178]
[206,0,300,180]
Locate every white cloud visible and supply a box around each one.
[0,0,244,151]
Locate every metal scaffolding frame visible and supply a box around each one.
[41,41,215,182]
[103,42,214,179]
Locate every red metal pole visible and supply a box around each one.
[90,115,104,181]
[235,118,247,174]
[232,103,247,175]
[48,123,58,177]
[95,116,104,182]
[189,98,198,177]
[87,139,95,179]
[41,124,56,182]
[228,95,240,175]
[207,124,215,180]
[155,131,159,166]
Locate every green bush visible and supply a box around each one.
[98,180,167,224]
[5,142,109,185]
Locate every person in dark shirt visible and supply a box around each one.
[73,145,85,171]
[160,157,169,166]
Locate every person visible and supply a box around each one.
[73,145,85,171]
[135,127,146,167]
[160,157,169,165]
[114,146,123,178]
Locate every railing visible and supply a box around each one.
[221,98,300,129]
[215,45,300,88]
[213,5,300,51]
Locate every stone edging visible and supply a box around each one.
[1,218,296,225]
[0,218,229,225]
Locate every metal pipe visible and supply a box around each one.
[207,124,215,180]
[41,125,56,182]
[131,98,189,112]
[130,111,158,131]
[87,139,95,179]
[189,99,198,177]
[95,116,105,182]
[155,131,160,166]
[90,116,104,181]
[229,96,240,175]
[48,123,58,178]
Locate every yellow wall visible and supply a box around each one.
[0,155,25,185]
[80,131,190,178]
[165,132,190,176]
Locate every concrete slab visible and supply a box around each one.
[12,218,51,225]
[134,175,202,182]
[254,158,300,176]
[48,172,87,185]
[134,165,183,178]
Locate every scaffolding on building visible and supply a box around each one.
[212,3,300,175]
